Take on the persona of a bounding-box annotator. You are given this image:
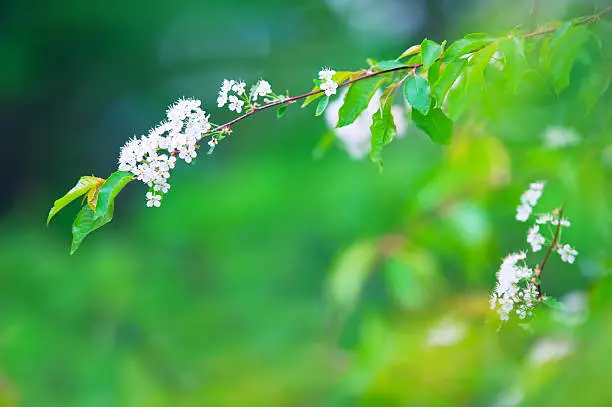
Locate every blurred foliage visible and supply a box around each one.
[2,0,612,406]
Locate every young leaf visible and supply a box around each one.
[578,68,611,117]
[47,175,105,225]
[337,76,387,127]
[412,107,453,145]
[315,95,330,116]
[421,39,443,70]
[375,60,407,70]
[431,59,467,106]
[71,205,113,255]
[370,92,397,171]
[302,71,353,107]
[543,296,565,311]
[86,182,103,211]
[397,44,421,60]
[499,36,527,92]
[92,171,133,223]
[465,41,499,89]
[404,75,431,115]
[442,37,494,63]
[277,105,287,119]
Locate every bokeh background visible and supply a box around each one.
[1,0,612,405]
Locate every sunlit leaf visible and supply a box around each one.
[421,39,443,70]
[397,44,421,60]
[47,176,105,225]
[375,60,407,70]
[412,107,453,145]
[431,59,467,106]
[442,36,494,63]
[404,75,431,115]
[92,171,133,223]
[466,41,499,89]
[540,25,590,94]
[71,205,113,255]
[370,91,397,171]
[499,36,527,92]
[315,95,329,116]
[337,76,387,127]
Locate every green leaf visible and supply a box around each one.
[369,92,397,171]
[540,25,590,94]
[302,71,353,107]
[421,39,443,70]
[404,75,431,115]
[47,176,104,225]
[499,36,527,92]
[442,37,494,63]
[543,296,565,311]
[315,95,329,116]
[578,68,611,116]
[312,130,336,160]
[445,74,468,120]
[92,171,133,223]
[465,41,499,89]
[375,60,407,70]
[412,107,453,145]
[337,76,387,127]
[397,44,421,60]
[431,59,467,106]
[277,105,287,118]
[71,205,113,255]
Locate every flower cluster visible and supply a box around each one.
[118,98,217,207]
[318,68,338,96]
[217,79,275,114]
[490,252,538,320]
[515,181,545,221]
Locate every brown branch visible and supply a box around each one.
[535,204,566,299]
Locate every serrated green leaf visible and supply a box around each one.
[540,25,590,94]
[370,92,397,171]
[499,36,527,92]
[442,37,494,63]
[412,107,453,145]
[397,44,421,60]
[302,71,353,107]
[315,95,329,116]
[71,205,113,254]
[431,59,467,106]
[47,176,104,225]
[466,41,499,89]
[375,60,407,70]
[277,104,287,118]
[92,171,133,223]
[421,39,443,70]
[337,76,387,127]
[404,75,431,115]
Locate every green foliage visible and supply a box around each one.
[374,60,407,70]
[315,95,329,116]
[47,176,104,225]
[277,104,287,118]
[421,39,443,70]
[403,74,431,115]
[337,76,387,127]
[499,36,527,92]
[431,59,467,106]
[369,91,397,171]
[412,107,453,145]
[442,36,493,63]
[70,171,133,254]
[302,71,353,107]
[466,41,499,89]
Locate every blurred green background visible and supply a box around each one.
[1,0,612,406]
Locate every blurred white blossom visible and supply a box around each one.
[528,338,574,367]
[515,181,545,222]
[426,317,467,347]
[527,225,545,252]
[554,291,588,326]
[542,125,581,149]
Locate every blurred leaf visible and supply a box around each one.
[577,67,611,116]
[466,41,499,89]
[384,250,440,310]
[404,75,431,115]
[312,130,335,159]
[540,25,591,94]
[370,92,397,171]
[431,59,467,105]
[315,95,329,116]
[543,297,565,311]
[327,241,379,314]
[302,71,354,107]
[337,76,387,127]
[47,175,105,225]
[412,108,453,145]
[499,36,527,92]
[397,44,421,60]
[421,39,443,70]
[277,104,287,118]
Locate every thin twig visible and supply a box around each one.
[535,204,566,299]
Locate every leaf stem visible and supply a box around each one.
[535,204,565,299]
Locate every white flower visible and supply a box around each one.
[220,79,234,93]
[208,137,218,147]
[178,146,197,164]
[551,218,571,227]
[536,213,554,225]
[520,182,545,206]
[557,244,578,264]
[515,203,532,222]
[490,252,536,321]
[228,95,244,113]
[146,192,162,207]
[251,80,272,101]
[318,68,336,81]
[320,79,338,96]
[231,81,246,96]
[528,338,574,367]
[154,181,170,194]
[527,225,545,252]
[426,317,467,347]
[217,91,228,108]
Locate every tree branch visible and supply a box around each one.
[535,204,565,299]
